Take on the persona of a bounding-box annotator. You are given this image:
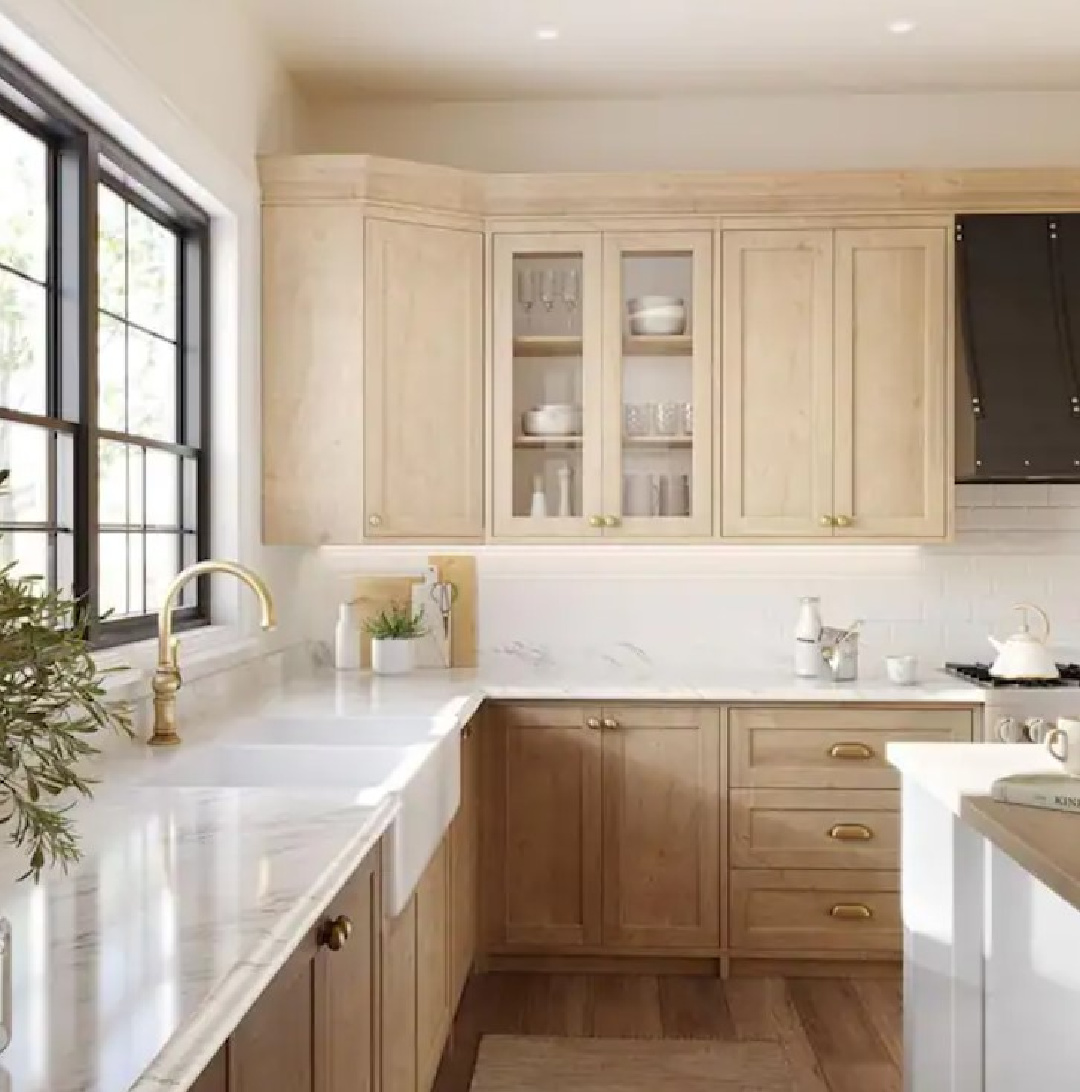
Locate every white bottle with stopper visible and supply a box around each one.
[334,600,361,671]
[794,596,824,678]
[530,473,548,519]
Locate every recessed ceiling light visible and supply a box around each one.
[535,25,560,41]
[888,18,917,35]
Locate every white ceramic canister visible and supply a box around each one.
[795,596,824,678]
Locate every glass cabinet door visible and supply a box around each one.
[492,234,603,537]
[602,233,714,536]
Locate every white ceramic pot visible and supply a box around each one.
[370,637,418,675]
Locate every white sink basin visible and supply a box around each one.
[225,714,453,748]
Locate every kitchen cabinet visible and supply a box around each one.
[490,231,714,540]
[381,893,418,1092]
[364,217,484,541]
[415,839,452,1092]
[190,1048,227,1092]
[721,224,951,541]
[450,712,480,1007]
[230,848,380,1092]
[261,205,484,545]
[481,702,720,954]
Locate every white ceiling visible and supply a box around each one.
[240,0,1080,99]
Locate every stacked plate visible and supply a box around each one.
[627,295,687,336]
[521,404,583,437]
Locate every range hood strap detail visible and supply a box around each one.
[1047,219,1080,419]
[955,220,985,419]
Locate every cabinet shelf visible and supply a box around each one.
[513,335,583,357]
[623,435,693,449]
[514,435,583,448]
[622,334,693,356]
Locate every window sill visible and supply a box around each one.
[93,625,264,698]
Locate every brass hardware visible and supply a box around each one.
[602,717,619,730]
[588,515,603,528]
[586,717,601,730]
[829,903,873,921]
[828,742,874,760]
[150,561,276,747]
[819,515,836,528]
[828,823,874,842]
[603,515,621,528]
[368,514,382,528]
[319,914,353,951]
[835,515,853,529]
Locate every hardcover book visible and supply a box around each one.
[991,772,1080,814]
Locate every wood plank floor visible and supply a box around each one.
[433,973,902,1092]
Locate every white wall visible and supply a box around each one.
[0,0,307,671]
[295,89,1080,172]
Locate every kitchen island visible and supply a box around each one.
[890,741,1080,1092]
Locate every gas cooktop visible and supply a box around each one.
[944,662,1080,688]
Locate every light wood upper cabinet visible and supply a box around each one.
[262,204,365,545]
[721,230,835,538]
[481,703,603,949]
[365,218,484,540]
[722,223,951,541]
[833,227,949,538]
[600,705,722,950]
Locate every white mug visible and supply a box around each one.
[885,654,918,686]
[1045,717,1080,776]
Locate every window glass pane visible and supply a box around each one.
[0,114,47,283]
[98,313,126,431]
[97,185,126,317]
[145,448,177,527]
[128,327,175,441]
[0,531,48,583]
[98,440,142,527]
[0,269,47,415]
[0,420,49,523]
[126,531,144,616]
[180,532,197,606]
[182,457,198,532]
[98,531,127,617]
[146,532,177,611]
[128,204,176,340]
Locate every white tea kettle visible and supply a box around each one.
[988,604,1059,680]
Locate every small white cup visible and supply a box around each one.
[1046,717,1080,776]
[885,654,918,686]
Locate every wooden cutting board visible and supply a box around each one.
[353,554,477,669]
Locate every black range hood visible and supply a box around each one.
[956,213,1080,482]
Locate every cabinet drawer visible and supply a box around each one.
[730,706,973,788]
[730,869,900,954]
[730,789,900,870]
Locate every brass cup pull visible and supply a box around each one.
[588,515,603,529]
[586,717,601,730]
[819,515,836,528]
[835,515,853,529]
[319,915,353,951]
[828,742,874,760]
[829,903,873,921]
[601,717,619,730]
[828,823,874,842]
[367,514,382,528]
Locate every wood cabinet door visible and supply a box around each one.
[381,894,417,1092]
[482,703,603,949]
[364,217,484,540]
[600,705,722,950]
[833,227,950,539]
[230,927,320,1092]
[320,850,380,1092]
[450,713,480,1007]
[189,1047,228,1092]
[721,230,835,538]
[415,838,452,1092]
[262,204,365,545]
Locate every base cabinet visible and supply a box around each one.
[450,712,480,1006]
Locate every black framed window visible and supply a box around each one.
[0,51,210,646]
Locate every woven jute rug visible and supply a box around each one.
[468,1034,798,1092]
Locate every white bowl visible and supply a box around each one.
[629,304,687,336]
[521,404,582,437]
[628,295,683,313]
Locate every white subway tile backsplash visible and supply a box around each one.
[992,483,1049,507]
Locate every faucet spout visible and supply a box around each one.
[149,560,276,746]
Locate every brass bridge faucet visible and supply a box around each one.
[149,560,276,746]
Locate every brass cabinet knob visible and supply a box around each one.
[819,515,836,528]
[601,717,619,730]
[828,742,874,760]
[586,717,601,730]
[319,914,353,951]
[588,515,603,528]
[367,514,382,529]
[828,823,874,842]
[835,515,853,528]
[829,903,873,921]
[603,515,621,528]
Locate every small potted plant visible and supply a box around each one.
[365,602,426,675]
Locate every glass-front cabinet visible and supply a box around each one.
[491,230,713,539]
